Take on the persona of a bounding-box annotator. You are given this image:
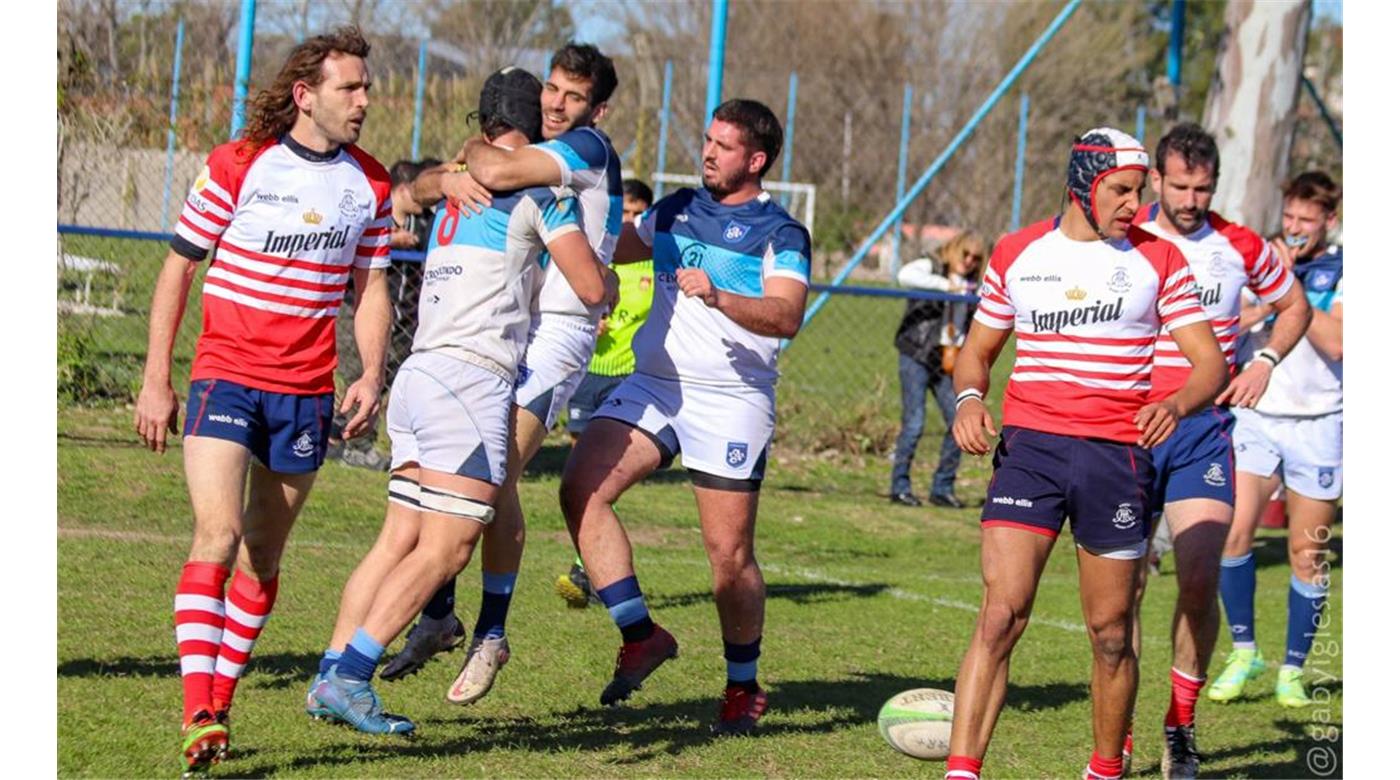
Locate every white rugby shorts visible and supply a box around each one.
[514,313,597,429]
[387,351,512,485]
[592,371,775,482]
[1232,407,1342,501]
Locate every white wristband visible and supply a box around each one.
[955,389,984,410]
[1249,347,1281,369]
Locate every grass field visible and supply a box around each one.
[58,397,1342,778]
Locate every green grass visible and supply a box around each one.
[58,405,1342,778]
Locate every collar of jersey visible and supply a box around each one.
[279,133,341,163]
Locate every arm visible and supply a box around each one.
[1304,301,1342,362]
[950,321,1012,456]
[676,270,806,338]
[134,250,200,453]
[341,266,391,438]
[412,161,494,215]
[464,137,564,191]
[1217,282,1313,407]
[1238,295,1273,331]
[1136,321,1227,448]
[543,230,610,308]
[611,220,653,264]
[896,258,953,292]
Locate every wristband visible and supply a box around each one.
[955,389,984,410]
[1250,348,1281,368]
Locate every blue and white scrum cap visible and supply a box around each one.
[1066,126,1149,236]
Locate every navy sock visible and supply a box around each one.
[317,648,341,676]
[423,578,457,621]
[724,637,762,691]
[596,575,655,643]
[1219,553,1257,646]
[474,571,517,639]
[336,628,384,682]
[1284,574,1328,668]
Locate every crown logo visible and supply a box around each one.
[303,208,323,225]
[1065,286,1087,301]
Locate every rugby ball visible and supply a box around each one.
[877,688,954,760]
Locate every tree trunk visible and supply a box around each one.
[1202,0,1311,236]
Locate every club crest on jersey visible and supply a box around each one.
[1318,468,1335,489]
[292,431,315,458]
[1310,270,1337,290]
[1111,502,1137,530]
[339,189,359,218]
[722,220,751,243]
[726,442,748,467]
[1107,266,1132,293]
[1209,252,1228,278]
[1204,462,1226,487]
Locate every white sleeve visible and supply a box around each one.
[897,258,952,291]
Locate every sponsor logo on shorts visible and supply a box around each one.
[1204,462,1226,487]
[1112,502,1138,530]
[1318,467,1335,489]
[722,220,751,243]
[726,442,748,467]
[1107,266,1132,293]
[207,413,249,428]
[292,431,316,458]
[991,496,1033,508]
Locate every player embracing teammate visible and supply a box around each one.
[942,127,1227,780]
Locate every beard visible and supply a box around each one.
[703,165,746,199]
[1161,200,1204,233]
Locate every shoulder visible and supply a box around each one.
[344,145,393,198]
[1207,211,1266,260]
[1126,224,1185,264]
[541,127,611,166]
[989,217,1057,271]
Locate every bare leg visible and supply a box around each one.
[1162,499,1232,678]
[183,437,252,567]
[328,466,423,650]
[1077,547,1141,761]
[559,419,662,590]
[694,485,764,647]
[479,406,549,579]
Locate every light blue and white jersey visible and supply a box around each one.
[414,185,582,381]
[534,126,623,318]
[633,187,811,387]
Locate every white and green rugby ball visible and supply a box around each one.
[877,688,955,760]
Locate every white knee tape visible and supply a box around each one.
[387,475,421,510]
[418,484,496,525]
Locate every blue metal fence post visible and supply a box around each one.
[411,39,428,160]
[1010,92,1029,232]
[160,18,186,232]
[1167,0,1185,89]
[654,60,673,197]
[705,0,729,123]
[780,70,798,204]
[1136,103,1146,144]
[1302,76,1343,150]
[229,0,257,139]
[891,83,913,279]
[795,0,1083,335]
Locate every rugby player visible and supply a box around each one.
[307,66,611,735]
[942,128,1227,780]
[1128,123,1311,779]
[376,44,625,705]
[133,28,393,775]
[559,99,811,735]
[1209,172,1342,710]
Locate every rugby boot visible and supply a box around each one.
[1161,724,1201,779]
[312,667,416,735]
[446,635,510,705]
[1275,667,1311,708]
[305,673,334,720]
[555,563,597,609]
[210,706,232,763]
[712,684,768,736]
[380,614,465,680]
[1206,647,1266,702]
[600,625,679,706]
[180,709,228,778]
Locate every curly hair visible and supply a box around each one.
[240,26,370,153]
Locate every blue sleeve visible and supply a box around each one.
[768,222,812,279]
[537,129,608,172]
[542,195,582,232]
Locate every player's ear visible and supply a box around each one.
[292,80,314,112]
[1149,168,1163,195]
[747,150,768,176]
[588,100,610,125]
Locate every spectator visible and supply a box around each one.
[888,230,986,508]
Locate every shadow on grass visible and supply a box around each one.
[58,651,323,691]
[57,431,149,448]
[649,581,891,611]
[1201,727,1344,779]
[221,671,1088,775]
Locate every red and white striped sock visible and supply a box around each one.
[1163,667,1205,729]
[174,561,229,724]
[210,570,279,711]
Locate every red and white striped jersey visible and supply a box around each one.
[172,136,393,394]
[1135,206,1293,400]
[974,218,1207,443]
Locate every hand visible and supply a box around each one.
[442,170,491,214]
[1270,236,1300,273]
[1215,359,1272,408]
[676,267,718,307]
[602,267,621,313]
[1134,400,1181,448]
[339,377,383,440]
[134,381,180,454]
[389,228,418,249]
[952,398,998,455]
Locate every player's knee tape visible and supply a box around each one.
[387,475,422,510]
[419,484,496,525]
[1078,539,1148,560]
